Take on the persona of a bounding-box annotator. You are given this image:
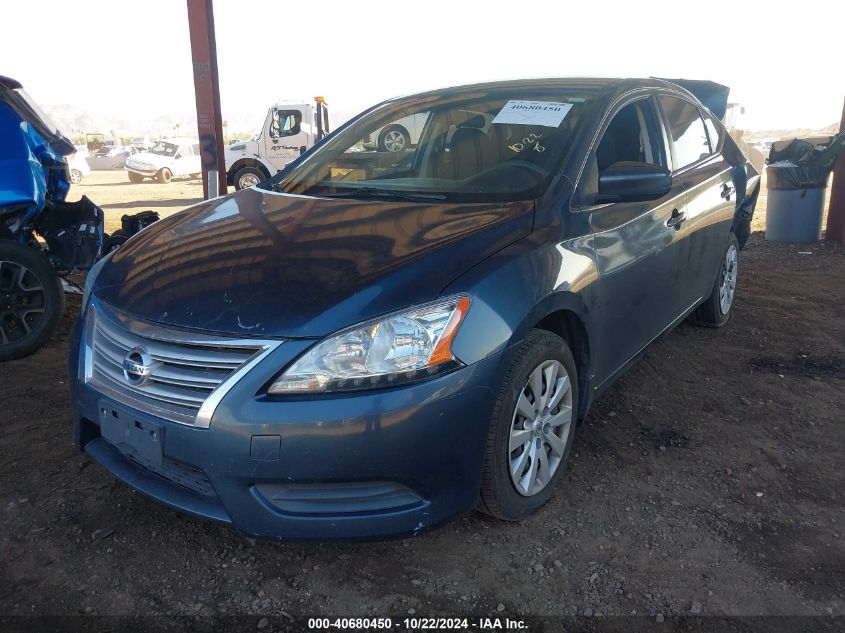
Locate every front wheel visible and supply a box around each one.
[0,242,64,362]
[155,168,172,184]
[479,329,579,520]
[233,166,266,190]
[128,171,145,184]
[691,232,739,327]
[70,169,83,184]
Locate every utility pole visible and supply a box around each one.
[186,0,227,199]
[825,97,845,244]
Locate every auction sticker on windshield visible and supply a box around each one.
[492,100,573,127]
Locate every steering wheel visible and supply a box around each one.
[464,160,548,190]
[501,160,546,178]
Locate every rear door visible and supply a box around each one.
[657,94,736,303]
[575,93,691,384]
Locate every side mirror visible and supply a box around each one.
[270,109,280,138]
[598,161,672,202]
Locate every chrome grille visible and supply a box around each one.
[83,303,281,427]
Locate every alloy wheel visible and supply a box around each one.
[0,260,47,346]
[509,359,573,496]
[238,173,261,189]
[719,244,738,315]
[383,130,406,152]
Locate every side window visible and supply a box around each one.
[659,96,710,169]
[271,110,302,137]
[192,143,201,155]
[702,115,722,154]
[577,99,666,203]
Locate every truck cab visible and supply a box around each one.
[225,97,330,190]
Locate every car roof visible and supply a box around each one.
[393,77,713,105]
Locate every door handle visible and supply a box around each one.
[666,208,686,229]
[721,183,734,201]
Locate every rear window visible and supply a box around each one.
[659,95,711,169]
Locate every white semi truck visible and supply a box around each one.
[225,97,331,190]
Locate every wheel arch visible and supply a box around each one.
[533,308,591,423]
[226,157,273,185]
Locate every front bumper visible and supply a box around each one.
[125,166,157,177]
[68,317,505,540]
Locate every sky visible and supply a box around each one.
[2,0,843,135]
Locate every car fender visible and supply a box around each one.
[225,153,275,179]
[445,236,598,371]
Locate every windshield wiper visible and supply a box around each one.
[316,187,447,202]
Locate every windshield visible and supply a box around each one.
[149,141,178,157]
[260,89,594,202]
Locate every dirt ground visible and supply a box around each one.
[70,170,204,235]
[0,170,843,624]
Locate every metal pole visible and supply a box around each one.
[825,97,845,244]
[186,0,227,199]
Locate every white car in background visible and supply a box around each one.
[125,138,201,183]
[68,146,91,184]
[86,144,134,170]
[364,113,429,152]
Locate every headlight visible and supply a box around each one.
[81,252,112,314]
[268,295,471,394]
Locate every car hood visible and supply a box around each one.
[93,187,533,337]
[225,140,258,155]
[126,152,170,168]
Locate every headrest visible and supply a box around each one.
[461,114,486,129]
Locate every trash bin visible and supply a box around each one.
[764,134,845,242]
[765,164,828,242]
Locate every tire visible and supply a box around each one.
[103,234,128,254]
[378,125,411,152]
[128,171,145,184]
[0,242,64,362]
[691,232,739,327]
[155,168,172,184]
[479,329,579,520]
[233,166,266,190]
[70,169,83,184]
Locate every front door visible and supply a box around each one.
[263,107,310,171]
[575,95,693,385]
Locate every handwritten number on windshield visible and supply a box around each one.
[508,133,545,153]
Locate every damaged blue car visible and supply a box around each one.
[1,75,103,360]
